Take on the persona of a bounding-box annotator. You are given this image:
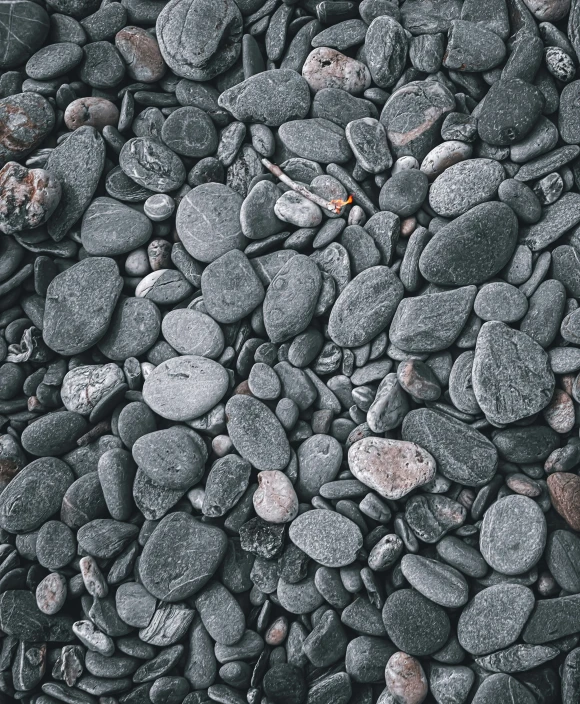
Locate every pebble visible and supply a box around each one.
[115,25,166,83]
[547,472,580,530]
[385,652,427,704]
[0,1,49,69]
[382,589,450,656]
[119,136,185,193]
[253,470,298,523]
[348,437,436,499]
[0,161,61,234]
[64,96,119,131]
[289,509,362,567]
[302,47,371,95]
[400,554,468,608]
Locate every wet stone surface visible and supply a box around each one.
[0,1,580,702]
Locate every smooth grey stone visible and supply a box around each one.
[77,518,138,559]
[345,117,392,174]
[563,648,580,704]
[552,244,580,297]
[549,346,580,373]
[312,88,377,128]
[480,495,547,576]
[202,454,250,517]
[98,296,160,361]
[444,19,505,71]
[133,427,205,491]
[162,309,224,359]
[296,433,342,501]
[312,19,367,51]
[328,266,403,347]
[80,40,125,87]
[390,285,477,352]
[405,494,466,543]
[472,321,555,424]
[409,31,445,72]
[546,530,580,593]
[382,588,450,656]
[402,408,497,486]
[45,125,105,241]
[120,137,185,193]
[81,197,151,256]
[515,145,580,183]
[161,106,218,157]
[184,614,216,689]
[474,282,528,322]
[519,279,566,348]
[85,650,139,678]
[303,608,348,667]
[202,249,265,324]
[225,394,290,470]
[477,79,544,146]
[447,351,480,415]
[263,663,307,704]
[278,572,324,615]
[97,448,136,521]
[510,115,558,164]
[60,471,106,529]
[471,674,536,704]
[289,509,362,568]
[177,183,246,263]
[420,202,517,286]
[492,426,559,463]
[498,180,541,226]
[26,42,82,80]
[0,0,49,69]
[81,2,126,41]
[219,69,310,126]
[379,79,455,161]
[21,411,87,456]
[156,0,242,81]
[195,581,245,646]
[401,554,468,607]
[214,629,263,664]
[0,457,72,533]
[106,165,155,202]
[429,665,475,704]
[274,361,317,410]
[171,242,203,287]
[522,594,580,644]
[379,169,428,217]
[345,636,394,683]
[278,119,352,164]
[457,584,535,655]
[436,536,488,578]
[241,180,284,240]
[560,80,580,144]
[36,519,75,570]
[429,159,505,217]
[519,192,580,251]
[143,355,229,422]
[364,211,399,265]
[263,254,321,343]
[366,373,408,432]
[140,511,227,601]
[365,16,407,88]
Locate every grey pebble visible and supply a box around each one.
[289,509,362,568]
[382,589,450,656]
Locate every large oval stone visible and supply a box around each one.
[218,70,311,126]
[143,355,229,421]
[348,437,436,500]
[0,1,49,69]
[328,266,404,348]
[289,509,363,568]
[176,183,246,263]
[0,458,73,533]
[225,395,290,471]
[43,257,123,355]
[0,93,54,163]
[402,408,498,486]
[278,119,352,164]
[81,197,152,256]
[419,202,518,286]
[428,158,505,217]
[140,512,227,601]
[472,322,555,424]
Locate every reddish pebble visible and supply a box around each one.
[543,388,575,433]
[265,616,289,645]
[397,358,441,401]
[560,373,575,397]
[253,470,299,523]
[385,652,428,704]
[400,217,417,237]
[547,472,580,531]
[0,161,61,234]
[505,473,542,497]
[115,26,166,83]
[147,238,172,271]
[36,572,67,615]
[64,97,120,132]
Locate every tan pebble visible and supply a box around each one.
[547,472,580,531]
[115,26,167,83]
[253,470,299,523]
[505,473,542,498]
[64,97,120,132]
[385,652,428,704]
[265,616,289,645]
[420,141,473,181]
[349,437,436,500]
[543,389,575,433]
[400,217,416,237]
[302,47,371,95]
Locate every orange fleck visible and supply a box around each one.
[329,194,353,213]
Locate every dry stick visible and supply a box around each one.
[261,158,351,215]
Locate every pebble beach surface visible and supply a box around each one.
[1,0,580,703]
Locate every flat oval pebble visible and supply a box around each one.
[472,321,555,424]
[176,183,246,263]
[419,202,518,286]
[143,355,229,421]
[0,93,54,163]
[225,395,290,471]
[162,309,224,358]
[480,495,547,575]
[348,437,436,500]
[429,159,505,217]
[400,554,468,608]
[278,119,352,164]
[458,584,535,655]
[288,509,363,568]
[81,197,152,256]
[43,257,123,355]
[140,511,227,601]
[382,589,450,656]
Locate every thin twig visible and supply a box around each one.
[261,158,352,215]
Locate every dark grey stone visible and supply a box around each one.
[289,509,362,568]
[81,197,152,256]
[98,296,161,361]
[0,1,49,69]
[120,137,185,193]
[477,79,545,146]
[382,589,450,656]
[278,119,352,164]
